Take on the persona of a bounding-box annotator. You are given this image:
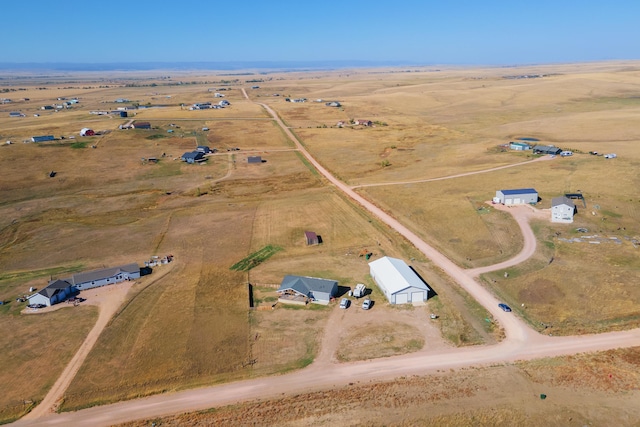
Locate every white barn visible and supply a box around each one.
[368,256,430,304]
[551,196,576,223]
[494,188,538,205]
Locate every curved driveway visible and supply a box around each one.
[12,90,640,427]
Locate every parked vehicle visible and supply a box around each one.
[498,303,512,312]
[604,153,617,159]
[353,283,367,298]
[340,298,350,309]
[362,299,372,310]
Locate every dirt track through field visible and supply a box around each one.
[11,89,640,427]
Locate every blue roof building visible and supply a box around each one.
[495,188,538,205]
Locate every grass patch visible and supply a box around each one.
[145,134,167,140]
[70,141,87,149]
[230,245,283,271]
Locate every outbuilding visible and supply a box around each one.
[368,256,430,304]
[247,156,262,164]
[132,121,151,129]
[80,128,95,137]
[494,188,538,205]
[551,196,576,223]
[509,142,531,151]
[31,135,56,143]
[196,145,212,154]
[277,275,338,305]
[304,231,319,246]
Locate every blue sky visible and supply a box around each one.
[2,1,639,65]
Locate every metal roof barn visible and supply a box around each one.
[368,256,430,304]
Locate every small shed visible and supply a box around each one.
[495,188,538,205]
[551,196,576,223]
[304,231,319,246]
[9,111,25,118]
[247,156,262,164]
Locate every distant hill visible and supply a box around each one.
[0,60,421,72]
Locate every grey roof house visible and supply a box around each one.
[181,151,205,164]
[551,196,576,223]
[27,263,140,306]
[533,145,562,155]
[277,275,338,305]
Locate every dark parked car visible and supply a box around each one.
[498,303,512,312]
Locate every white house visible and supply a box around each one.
[27,280,74,307]
[368,256,430,304]
[551,196,576,223]
[494,188,538,205]
[27,263,140,306]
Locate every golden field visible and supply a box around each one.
[0,61,639,420]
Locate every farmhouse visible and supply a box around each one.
[551,196,576,223]
[509,141,531,150]
[304,231,319,246]
[132,121,151,129]
[181,151,205,163]
[277,275,338,305]
[533,145,562,155]
[247,156,262,164]
[494,188,538,205]
[27,263,140,306]
[368,256,430,304]
[31,135,56,143]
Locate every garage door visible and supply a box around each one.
[513,198,521,204]
[411,291,424,302]
[395,293,408,304]
[505,198,513,205]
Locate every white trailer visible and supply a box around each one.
[353,283,367,298]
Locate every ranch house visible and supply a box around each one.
[277,275,338,305]
[27,263,140,306]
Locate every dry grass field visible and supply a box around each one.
[1,62,639,420]
[0,305,97,423]
[118,346,640,427]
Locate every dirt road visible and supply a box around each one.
[22,282,134,420]
[12,91,640,426]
